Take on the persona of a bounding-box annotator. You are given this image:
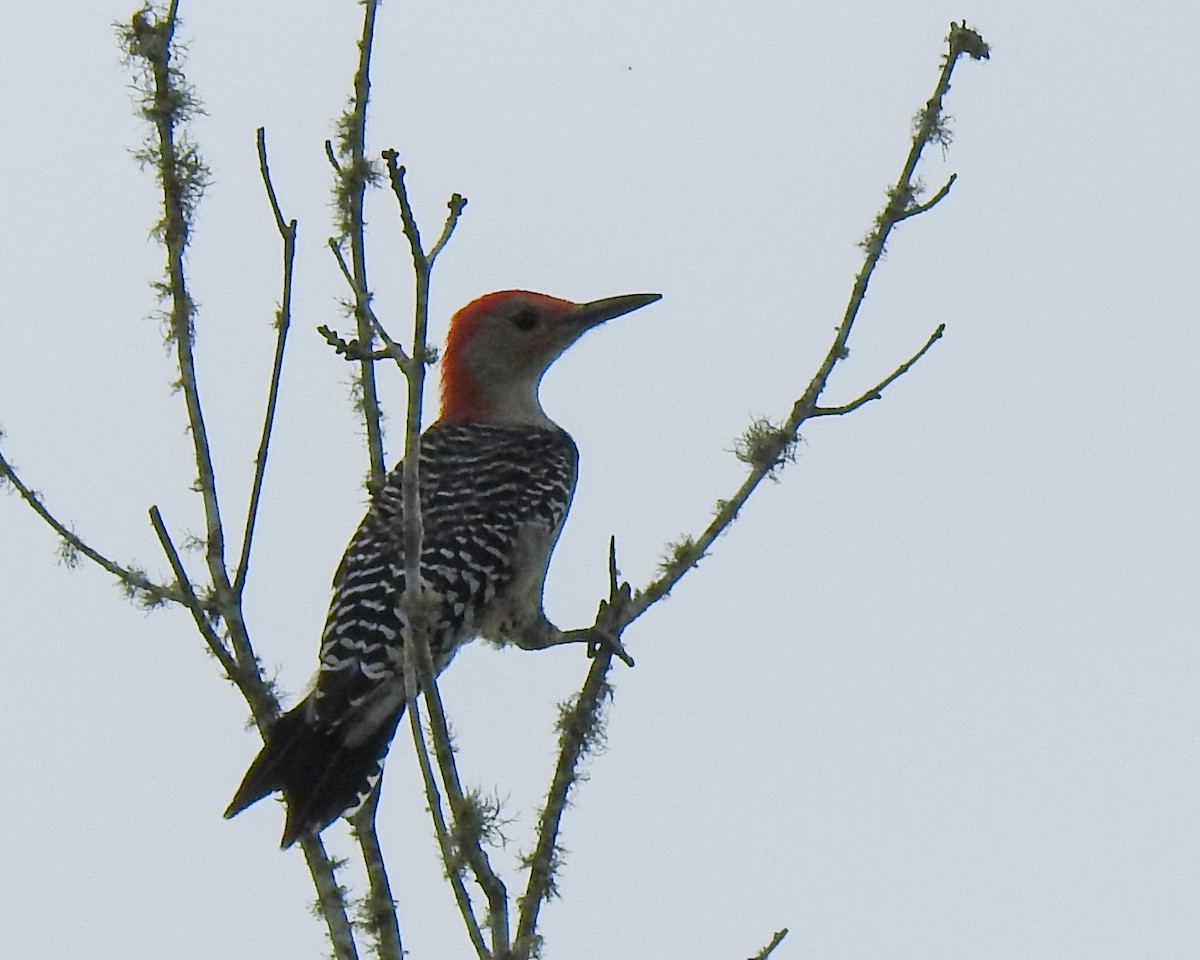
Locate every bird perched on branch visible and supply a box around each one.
[225,289,660,847]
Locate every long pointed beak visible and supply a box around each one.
[574,292,662,329]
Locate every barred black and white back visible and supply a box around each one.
[225,422,578,847]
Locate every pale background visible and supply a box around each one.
[1,2,1196,958]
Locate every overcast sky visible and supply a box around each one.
[2,2,1197,958]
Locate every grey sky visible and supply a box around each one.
[1,1,1196,957]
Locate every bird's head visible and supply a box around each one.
[438,289,660,426]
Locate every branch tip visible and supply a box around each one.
[949,21,990,61]
[749,927,790,960]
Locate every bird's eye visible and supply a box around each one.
[510,307,539,332]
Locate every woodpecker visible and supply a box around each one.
[225,289,660,847]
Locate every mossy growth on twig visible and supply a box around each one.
[55,532,82,569]
[733,417,798,478]
[512,930,546,960]
[331,155,383,242]
[118,7,209,253]
[656,534,704,583]
[450,788,509,866]
[519,839,567,903]
[330,101,383,241]
[354,884,399,956]
[948,21,991,61]
[555,681,613,760]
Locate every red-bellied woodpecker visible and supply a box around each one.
[224,289,660,847]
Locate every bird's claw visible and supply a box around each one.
[556,625,635,667]
[586,626,635,668]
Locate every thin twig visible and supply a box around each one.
[299,832,360,960]
[515,646,615,958]
[234,128,297,599]
[255,126,292,234]
[148,506,237,679]
[325,139,342,174]
[386,154,425,262]
[413,637,511,953]
[148,505,277,722]
[404,701,491,959]
[381,153,469,272]
[334,0,386,491]
[317,321,402,364]
[428,192,469,263]
[378,151,467,369]
[893,173,957,223]
[792,42,970,419]
[395,172,429,623]
[351,790,404,960]
[0,448,185,607]
[748,928,789,960]
[327,236,356,287]
[811,324,945,417]
[325,239,409,366]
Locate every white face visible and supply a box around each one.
[452,294,585,426]
[461,294,583,385]
[440,290,657,425]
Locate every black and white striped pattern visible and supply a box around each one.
[225,422,578,846]
[317,421,578,724]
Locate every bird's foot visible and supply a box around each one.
[558,626,635,668]
[515,580,635,666]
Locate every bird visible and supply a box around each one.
[224,288,661,848]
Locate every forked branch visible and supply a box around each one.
[233,128,297,600]
[0,447,183,608]
[625,21,989,627]
[122,6,357,956]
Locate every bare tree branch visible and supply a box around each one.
[0,447,184,607]
[331,0,386,492]
[377,150,467,373]
[120,6,358,955]
[412,631,511,954]
[748,928,789,960]
[148,508,232,668]
[403,699,492,959]
[811,323,946,417]
[623,21,988,629]
[324,239,408,365]
[325,138,342,174]
[299,833,359,960]
[316,10,413,956]
[234,127,297,599]
[515,540,628,957]
[126,3,230,607]
[351,789,403,960]
[428,191,470,263]
[148,504,278,727]
[893,173,957,223]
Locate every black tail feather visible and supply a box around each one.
[225,698,404,848]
